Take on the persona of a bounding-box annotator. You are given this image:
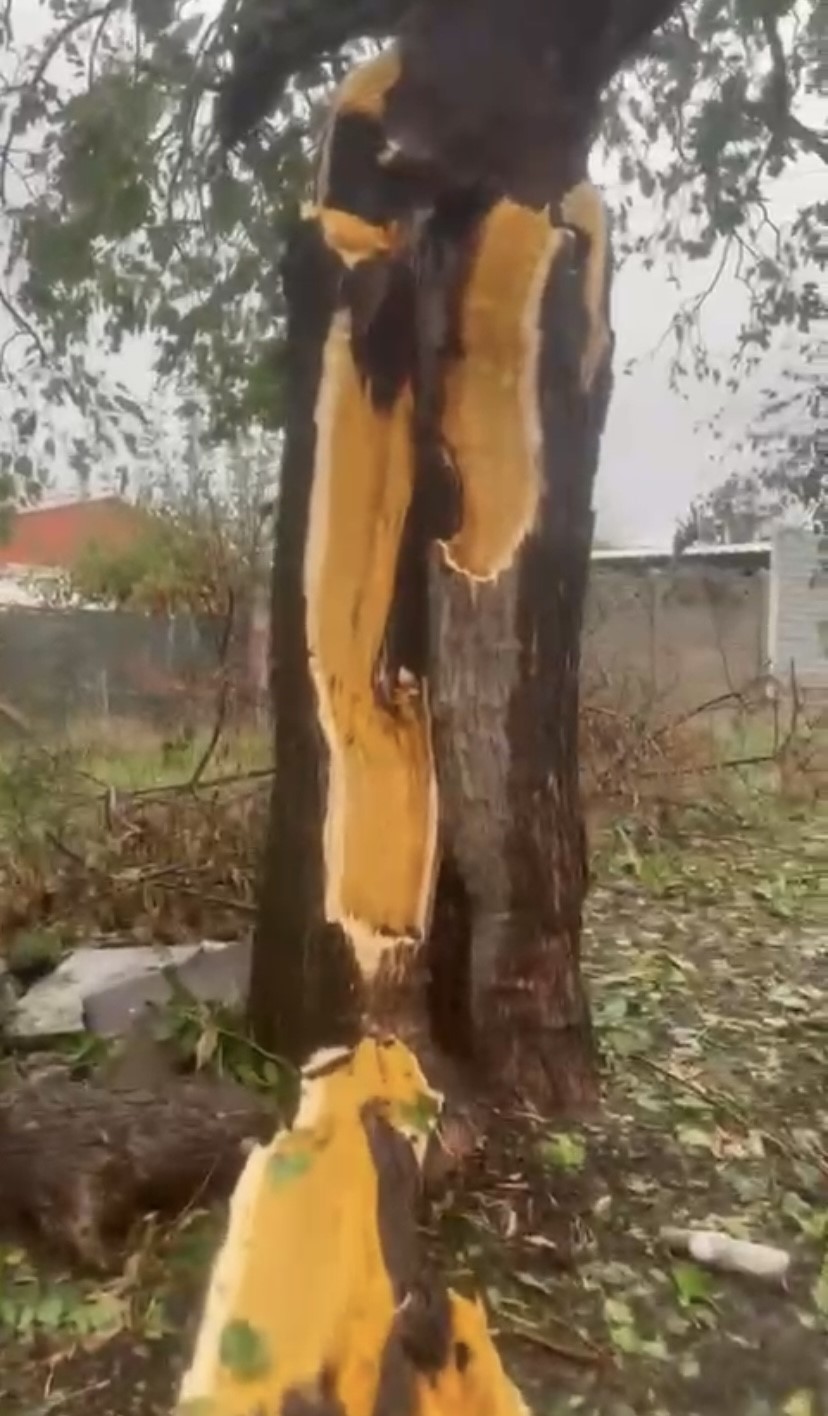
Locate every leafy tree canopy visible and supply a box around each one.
[0,0,824,503]
[675,288,826,546]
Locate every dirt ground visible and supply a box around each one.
[1,798,825,1416]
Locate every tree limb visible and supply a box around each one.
[0,2,113,200]
[0,285,47,361]
[213,0,683,151]
[755,10,827,166]
[214,0,405,148]
[786,114,828,165]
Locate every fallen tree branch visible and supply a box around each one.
[0,1074,276,1270]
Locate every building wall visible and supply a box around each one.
[769,528,828,690]
[3,541,820,732]
[583,559,769,713]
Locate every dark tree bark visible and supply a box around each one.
[0,1075,274,1270]
[427,237,612,1111]
[245,2,672,1113]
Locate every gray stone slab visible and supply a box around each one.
[8,942,206,1039]
[83,938,252,1035]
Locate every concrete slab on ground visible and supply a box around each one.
[8,939,250,1039]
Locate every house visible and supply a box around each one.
[0,496,148,606]
[0,497,215,726]
[0,495,145,569]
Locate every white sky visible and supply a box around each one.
[1,1,824,547]
[596,155,823,545]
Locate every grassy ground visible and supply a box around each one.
[0,797,825,1416]
[0,717,270,808]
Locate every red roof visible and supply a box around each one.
[0,497,146,570]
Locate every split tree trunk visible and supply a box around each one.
[426,188,613,1111]
[249,43,613,1114]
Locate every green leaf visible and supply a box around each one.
[603,1297,635,1328]
[394,1092,440,1133]
[538,1132,587,1172]
[609,1323,642,1354]
[267,1149,313,1188]
[676,1125,715,1152]
[671,1262,714,1309]
[783,1393,815,1416]
[34,1291,66,1329]
[218,1319,272,1381]
[812,1258,828,1317]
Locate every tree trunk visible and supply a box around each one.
[249,43,613,1113]
[426,187,612,1112]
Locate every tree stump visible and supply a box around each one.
[177,1036,527,1416]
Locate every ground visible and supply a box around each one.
[0,796,825,1416]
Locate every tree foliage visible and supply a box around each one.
[675,287,826,546]
[0,0,824,502]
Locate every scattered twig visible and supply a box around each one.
[497,1319,608,1367]
[118,765,274,802]
[189,585,236,789]
[39,1378,112,1410]
[633,1053,828,1173]
[152,879,257,915]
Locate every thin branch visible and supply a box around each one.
[189,586,236,788]
[786,115,828,166]
[498,1321,608,1368]
[0,285,47,360]
[0,3,115,200]
[633,1053,828,1173]
[88,0,123,87]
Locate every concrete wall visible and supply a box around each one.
[583,560,769,713]
[770,528,828,689]
[1,550,810,732]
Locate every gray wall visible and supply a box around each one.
[583,560,769,713]
[770,528,828,689]
[0,559,786,732]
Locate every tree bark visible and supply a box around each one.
[426,189,612,1113]
[248,54,447,1074]
[0,1075,274,1270]
[249,35,613,1113]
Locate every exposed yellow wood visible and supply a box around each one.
[415,1293,531,1416]
[331,45,401,120]
[177,1039,440,1416]
[559,180,611,392]
[306,309,437,968]
[303,203,402,267]
[178,1038,527,1416]
[440,202,564,580]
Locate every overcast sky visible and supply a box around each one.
[1,1,824,547]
